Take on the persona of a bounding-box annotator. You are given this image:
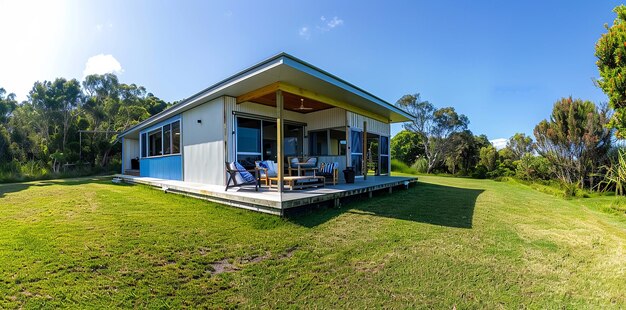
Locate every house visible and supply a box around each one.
[117,53,416,214]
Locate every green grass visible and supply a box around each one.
[1,175,625,308]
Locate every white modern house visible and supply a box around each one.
[117,53,416,215]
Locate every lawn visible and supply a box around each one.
[0,175,625,308]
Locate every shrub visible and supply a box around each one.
[411,158,428,174]
[515,154,552,181]
[472,165,488,179]
[391,159,416,175]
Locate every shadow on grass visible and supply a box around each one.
[287,182,484,229]
[0,176,114,198]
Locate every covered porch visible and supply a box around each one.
[115,173,418,216]
[230,81,395,190]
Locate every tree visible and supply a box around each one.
[596,5,626,136]
[390,130,423,165]
[534,97,612,188]
[479,145,498,172]
[396,93,469,173]
[507,133,534,160]
[445,130,483,175]
[0,88,17,161]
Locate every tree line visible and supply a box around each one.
[390,5,626,196]
[391,95,613,192]
[0,74,172,180]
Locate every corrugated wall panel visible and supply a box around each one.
[140,156,183,180]
[347,111,390,136]
[305,108,346,131]
[182,97,225,185]
[123,138,139,170]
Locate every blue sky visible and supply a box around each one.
[0,1,622,144]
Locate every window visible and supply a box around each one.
[330,129,346,156]
[172,121,180,154]
[309,130,328,156]
[351,130,363,175]
[308,128,346,156]
[236,116,304,168]
[380,135,389,174]
[148,128,162,157]
[163,124,171,155]
[142,119,181,158]
[140,133,147,158]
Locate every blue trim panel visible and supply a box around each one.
[140,155,182,180]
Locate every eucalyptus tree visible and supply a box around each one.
[397,93,469,173]
[506,133,534,160]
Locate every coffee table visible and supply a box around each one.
[268,176,325,190]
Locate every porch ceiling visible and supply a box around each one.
[246,90,334,114]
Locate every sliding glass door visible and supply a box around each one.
[236,116,303,169]
[236,118,262,168]
[350,129,363,176]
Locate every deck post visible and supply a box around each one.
[276,90,284,193]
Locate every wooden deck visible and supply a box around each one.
[114,174,418,216]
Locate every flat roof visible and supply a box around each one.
[119,52,413,138]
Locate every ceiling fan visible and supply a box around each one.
[296,98,313,111]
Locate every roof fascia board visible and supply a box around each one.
[281,55,413,120]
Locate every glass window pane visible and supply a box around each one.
[237,154,261,170]
[172,121,180,154]
[380,156,389,174]
[140,133,147,158]
[284,124,302,157]
[148,128,162,157]
[308,131,328,156]
[380,136,389,155]
[352,155,363,175]
[329,129,346,156]
[351,130,362,154]
[163,124,171,155]
[237,118,261,153]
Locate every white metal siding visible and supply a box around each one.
[182,97,225,185]
[305,108,346,131]
[123,138,139,170]
[347,111,390,136]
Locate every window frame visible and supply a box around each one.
[141,119,182,158]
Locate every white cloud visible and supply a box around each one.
[490,138,508,150]
[83,54,123,77]
[299,26,310,39]
[299,15,344,39]
[326,16,343,28]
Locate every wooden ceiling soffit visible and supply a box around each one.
[236,82,389,123]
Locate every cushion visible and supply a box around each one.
[265,161,278,177]
[229,162,245,184]
[259,161,269,169]
[325,162,335,174]
[300,157,317,168]
[290,157,300,168]
[234,162,256,184]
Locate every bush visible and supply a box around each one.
[411,158,428,174]
[391,159,417,175]
[472,165,488,179]
[516,154,552,181]
[0,159,118,183]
